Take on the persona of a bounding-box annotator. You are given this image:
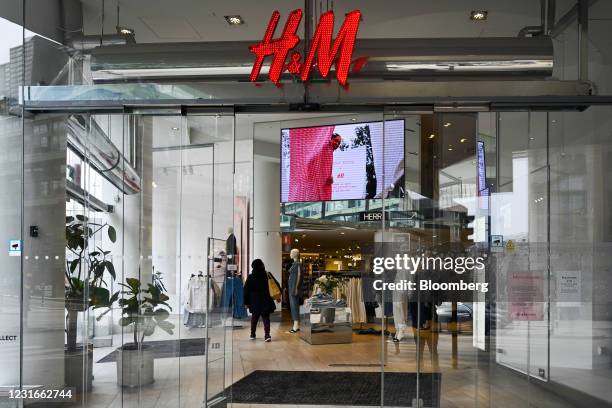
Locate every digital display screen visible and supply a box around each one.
[281,120,405,202]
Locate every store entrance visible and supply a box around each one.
[14,102,588,408]
[228,110,483,408]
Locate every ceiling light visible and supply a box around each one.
[117,26,135,36]
[172,127,179,131]
[429,134,435,139]
[340,232,345,235]
[470,10,488,21]
[294,239,299,242]
[448,147,453,151]
[317,244,321,247]
[351,117,357,122]
[444,122,452,128]
[224,15,245,26]
[460,138,467,143]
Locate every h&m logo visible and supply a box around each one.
[249,9,365,87]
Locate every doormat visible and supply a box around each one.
[226,370,441,407]
[97,338,208,363]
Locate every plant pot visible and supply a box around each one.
[116,344,154,387]
[65,343,94,393]
[66,298,88,312]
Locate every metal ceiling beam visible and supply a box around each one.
[21,79,609,113]
[551,0,599,38]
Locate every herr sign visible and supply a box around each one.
[249,9,364,87]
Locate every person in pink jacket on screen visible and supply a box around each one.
[304,133,342,201]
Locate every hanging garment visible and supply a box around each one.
[185,276,211,313]
[221,276,248,319]
[185,312,207,328]
[352,278,367,324]
[211,280,222,306]
[185,275,212,328]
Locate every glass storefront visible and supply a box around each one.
[1,1,612,408]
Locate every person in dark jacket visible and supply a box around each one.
[244,259,276,341]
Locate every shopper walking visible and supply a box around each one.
[244,259,275,342]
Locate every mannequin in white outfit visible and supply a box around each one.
[393,267,413,341]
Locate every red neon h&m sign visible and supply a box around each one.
[249,9,363,87]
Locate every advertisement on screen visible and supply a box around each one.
[281,120,404,202]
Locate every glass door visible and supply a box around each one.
[382,109,487,408]
[20,109,238,408]
[182,112,237,408]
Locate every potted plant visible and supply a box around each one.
[116,271,174,387]
[64,215,118,392]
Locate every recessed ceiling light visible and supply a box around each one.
[224,15,245,26]
[317,244,321,247]
[340,232,345,235]
[444,122,452,127]
[460,138,467,143]
[470,10,488,21]
[429,134,435,139]
[448,147,453,151]
[117,26,135,35]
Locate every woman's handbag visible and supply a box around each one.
[267,272,282,302]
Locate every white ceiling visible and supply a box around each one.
[81,0,554,43]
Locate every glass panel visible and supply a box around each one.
[0,5,24,403]
[182,113,236,407]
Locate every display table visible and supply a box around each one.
[299,304,353,345]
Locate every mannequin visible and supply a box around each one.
[226,227,237,271]
[287,248,302,333]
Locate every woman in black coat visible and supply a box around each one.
[244,259,276,341]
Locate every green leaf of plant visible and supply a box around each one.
[75,214,88,222]
[69,258,80,274]
[153,308,169,321]
[125,278,140,291]
[105,261,116,280]
[157,319,175,335]
[109,291,120,304]
[94,263,105,280]
[66,216,74,223]
[107,226,117,243]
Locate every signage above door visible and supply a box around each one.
[249,9,364,87]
